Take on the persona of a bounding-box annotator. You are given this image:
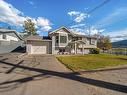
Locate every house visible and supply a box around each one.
[0,29,23,53]
[26,27,97,54]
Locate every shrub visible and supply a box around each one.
[90,48,100,54]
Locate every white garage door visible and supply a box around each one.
[32,46,47,54]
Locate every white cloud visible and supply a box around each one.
[27,1,36,8]
[70,24,86,28]
[70,28,86,35]
[36,17,52,31]
[104,28,127,42]
[88,26,105,35]
[70,25,105,36]
[0,0,25,26]
[28,1,34,5]
[37,17,51,26]
[96,7,127,28]
[0,0,52,32]
[68,11,89,23]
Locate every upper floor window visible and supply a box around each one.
[60,36,67,43]
[87,38,91,44]
[55,36,59,43]
[2,34,6,39]
[91,39,96,45]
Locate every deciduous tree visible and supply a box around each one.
[23,19,37,35]
[96,35,112,50]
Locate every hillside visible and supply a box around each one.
[112,40,127,48]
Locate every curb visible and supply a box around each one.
[78,66,127,74]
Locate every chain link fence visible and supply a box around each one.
[100,48,127,56]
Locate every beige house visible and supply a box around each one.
[26,27,97,54]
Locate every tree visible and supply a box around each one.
[97,35,112,50]
[23,19,37,35]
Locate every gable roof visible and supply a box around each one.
[49,27,97,39]
[0,29,23,40]
[49,26,75,35]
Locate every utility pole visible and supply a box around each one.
[88,26,91,36]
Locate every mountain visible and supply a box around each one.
[112,40,127,48]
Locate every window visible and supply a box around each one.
[87,38,91,44]
[2,34,6,39]
[60,36,67,43]
[55,36,59,43]
[91,39,95,45]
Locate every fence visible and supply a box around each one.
[100,48,127,56]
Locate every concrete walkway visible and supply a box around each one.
[0,53,127,95]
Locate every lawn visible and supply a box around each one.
[57,54,127,71]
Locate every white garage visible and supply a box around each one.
[27,45,47,54]
[26,35,52,54]
[32,46,46,54]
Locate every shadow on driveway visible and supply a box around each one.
[0,59,127,93]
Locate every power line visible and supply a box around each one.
[88,0,110,14]
[65,0,111,27]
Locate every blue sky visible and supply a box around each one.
[0,0,127,41]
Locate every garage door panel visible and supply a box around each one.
[32,46,47,54]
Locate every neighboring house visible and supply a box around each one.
[0,29,23,53]
[26,27,97,54]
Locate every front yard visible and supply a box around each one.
[57,54,127,71]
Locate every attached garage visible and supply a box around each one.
[32,46,47,54]
[26,35,52,54]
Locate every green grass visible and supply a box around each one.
[57,54,127,71]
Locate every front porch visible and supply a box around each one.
[57,40,90,55]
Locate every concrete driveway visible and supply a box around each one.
[0,53,127,95]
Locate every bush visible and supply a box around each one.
[90,48,100,54]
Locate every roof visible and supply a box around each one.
[25,35,43,41]
[49,26,97,39]
[0,29,23,40]
[49,26,75,35]
[25,35,52,41]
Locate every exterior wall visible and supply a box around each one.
[0,31,23,54]
[52,36,56,54]
[27,40,52,54]
[0,34,2,40]
[78,38,97,49]
[26,44,32,54]
[0,33,19,41]
[0,40,23,54]
[84,49,90,54]
[51,29,70,54]
[0,41,10,46]
[71,48,90,54]
[77,48,90,54]
[50,28,97,54]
